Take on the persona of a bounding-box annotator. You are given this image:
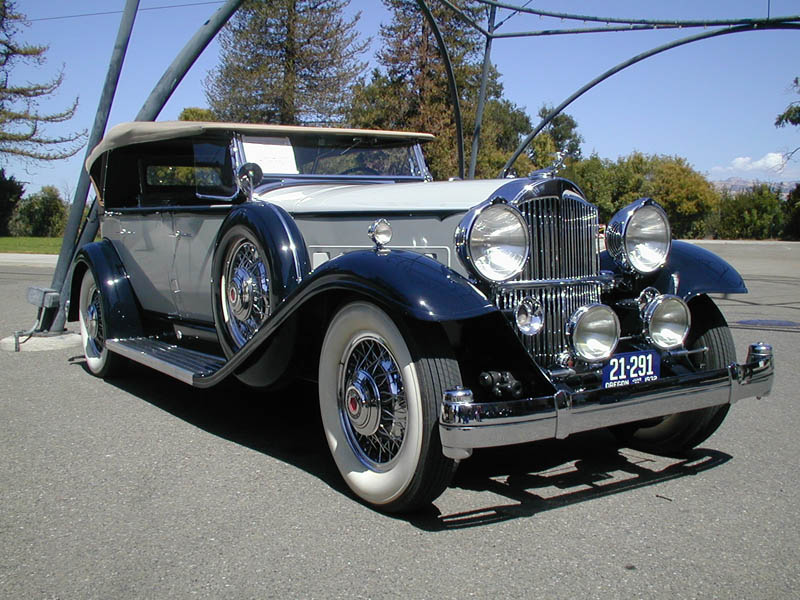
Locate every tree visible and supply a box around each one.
[716,184,783,240]
[0,1,86,162]
[781,183,800,240]
[564,152,719,237]
[179,107,216,122]
[0,166,23,234]
[8,185,66,237]
[536,104,583,161]
[204,0,368,124]
[775,76,800,163]
[348,0,536,179]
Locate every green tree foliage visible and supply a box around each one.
[563,152,718,238]
[775,76,800,163]
[0,1,86,161]
[204,0,368,124]
[347,0,536,179]
[0,166,23,234]
[179,107,216,122]
[8,185,66,237]
[536,104,583,162]
[781,183,800,240]
[716,184,783,240]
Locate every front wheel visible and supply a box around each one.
[612,295,736,455]
[319,302,461,512]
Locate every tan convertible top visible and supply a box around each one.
[86,121,435,172]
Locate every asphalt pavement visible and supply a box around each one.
[1,242,798,599]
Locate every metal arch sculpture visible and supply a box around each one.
[413,0,800,178]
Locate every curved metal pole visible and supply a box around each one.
[501,22,800,177]
[45,0,140,333]
[468,5,496,179]
[416,0,465,179]
[136,0,244,121]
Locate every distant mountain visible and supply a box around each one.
[711,177,798,198]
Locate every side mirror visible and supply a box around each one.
[236,162,264,203]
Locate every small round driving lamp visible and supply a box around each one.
[567,304,620,362]
[606,199,671,274]
[467,203,529,282]
[643,294,691,350]
[368,218,392,248]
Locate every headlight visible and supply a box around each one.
[566,304,620,362]
[606,199,671,274]
[643,294,690,349]
[459,203,529,282]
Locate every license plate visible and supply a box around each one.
[602,350,660,389]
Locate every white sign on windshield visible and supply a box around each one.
[242,136,299,174]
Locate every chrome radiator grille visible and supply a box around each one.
[494,194,601,367]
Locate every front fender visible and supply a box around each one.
[601,240,747,300]
[68,240,143,339]
[307,249,496,321]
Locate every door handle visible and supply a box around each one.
[169,230,193,238]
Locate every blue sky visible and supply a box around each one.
[6,0,800,198]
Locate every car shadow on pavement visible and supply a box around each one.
[409,436,731,531]
[73,357,732,530]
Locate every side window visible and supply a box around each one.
[103,137,236,209]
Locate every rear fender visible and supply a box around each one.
[68,240,144,339]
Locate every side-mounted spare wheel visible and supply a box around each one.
[78,269,125,377]
[319,301,461,512]
[612,294,736,455]
[212,224,294,388]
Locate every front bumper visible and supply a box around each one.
[439,342,774,460]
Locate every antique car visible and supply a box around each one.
[67,121,774,512]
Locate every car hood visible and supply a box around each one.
[255,179,509,214]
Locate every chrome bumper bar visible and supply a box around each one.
[439,342,774,460]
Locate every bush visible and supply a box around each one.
[782,183,800,240]
[715,184,784,239]
[9,186,68,237]
[0,168,25,236]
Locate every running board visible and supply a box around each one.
[106,338,226,386]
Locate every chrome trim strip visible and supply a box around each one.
[497,274,612,290]
[439,343,774,459]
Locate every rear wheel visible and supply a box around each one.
[319,302,460,512]
[612,295,736,455]
[78,269,124,377]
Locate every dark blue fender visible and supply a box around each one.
[601,240,747,300]
[304,249,496,321]
[68,240,144,339]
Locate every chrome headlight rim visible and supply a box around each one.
[606,198,672,275]
[566,303,621,363]
[642,294,691,350]
[456,200,530,283]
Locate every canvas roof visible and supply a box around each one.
[85,121,435,172]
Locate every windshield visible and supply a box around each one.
[241,134,427,179]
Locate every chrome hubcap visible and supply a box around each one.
[344,370,382,437]
[86,302,100,340]
[338,336,407,470]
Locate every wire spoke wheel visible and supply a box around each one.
[338,335,408,471]
[220,236,271,349]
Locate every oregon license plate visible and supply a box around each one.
[602,350,660,389]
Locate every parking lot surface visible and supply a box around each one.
[1,242,798,599]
